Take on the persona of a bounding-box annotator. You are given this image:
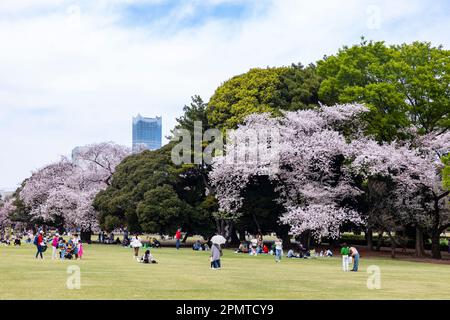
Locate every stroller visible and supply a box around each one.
[64,243,75,259]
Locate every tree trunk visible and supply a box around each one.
[414,226,425,257]
[182,232,190,243]
[215,219,235,246]
[387,232,396,259]
[366,228,373,251]
[229,227,240,246]
[238,228,246,242]
[251,213,262,236]
[376,231,383,251]
[306,231,311,250]
[431,232,442,259]
[80,230,92,244]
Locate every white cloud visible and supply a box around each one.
[0,0,449,190]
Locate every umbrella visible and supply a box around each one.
[210,235,226,245]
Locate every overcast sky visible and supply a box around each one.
[0,0,449,190]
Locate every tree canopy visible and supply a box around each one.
[317,40,450,141]
[207,64,321,130]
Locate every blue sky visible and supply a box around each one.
[0,0,450,190]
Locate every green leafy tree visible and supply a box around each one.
[317,39,450,141]
[443,155,450,190]
[208,64,321,130]
[137,184,190,235]
[94,142,217,238]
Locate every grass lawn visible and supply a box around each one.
[0,243,449,300]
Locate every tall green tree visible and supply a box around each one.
[443,155,450,190]
[207,64,321,130]
[317,39,450,141]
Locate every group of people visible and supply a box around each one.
[234,237,335,263]
[192,240,210,251]
[340,243,360,272]
[0,234,22,246]
[25,226,365,272]
[234,237,284,262]
[33,231,84,260]
[287,248,333,259]
[129,234,158,264]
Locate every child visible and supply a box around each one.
[59,240,67,260]
[131,235,142,260]
[140,250,157,264]
[340,243,350,272]
[52,234,59,260]
[274,239,283,262]
[77,241,84,259]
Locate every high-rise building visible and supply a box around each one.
[0,189,14,200]
[132,114,162,152]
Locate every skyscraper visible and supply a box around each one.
[132,114,162,152]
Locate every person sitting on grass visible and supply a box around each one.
[235,242,248,254]
[193,240,202,251]
[151,237,161,248]
[139,249,157,264]
[287,249,300,258]
[263,244,269,254]
[256,245,263,255]
[325,249,333,257]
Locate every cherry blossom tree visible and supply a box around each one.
[210,103,369,241]
[19,142,130,240]
[211,102,449,255]
[72,142,131,186]
[349,130,450,258]
[0,198,15,228]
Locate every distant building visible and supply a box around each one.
[132,114,162,152]
[0,190,14,201]
[71,146,89,166]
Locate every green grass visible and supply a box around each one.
[0,244,449,300]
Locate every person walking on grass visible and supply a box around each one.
[131,235,142,260]
[349,246,360,272]
[175,228,182,250]
[77,241,84,259]
[210,243,223,270]
[35,230,44,259]
[51,233,59,260]
[341,243,350,272]
[274,239,283,263]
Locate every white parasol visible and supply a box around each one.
[210,235,227,245]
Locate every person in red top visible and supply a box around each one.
[35,230,44,259]
[175,228,182,250]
